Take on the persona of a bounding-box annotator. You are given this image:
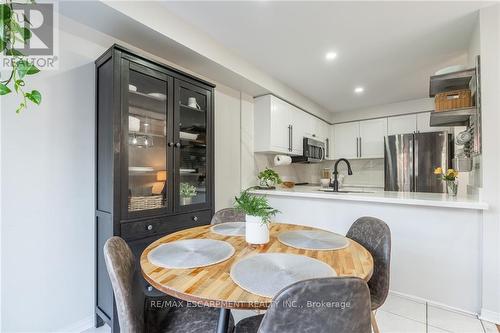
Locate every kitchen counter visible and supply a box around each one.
[249,185,488,210]
[250,185,486,313]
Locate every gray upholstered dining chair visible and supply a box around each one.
[346,216,391,333]
[103,236,234,333]
[211,207,246,225]
[234,277,372,333]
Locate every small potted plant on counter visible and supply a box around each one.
[434,167,459,196]
[234,190,280,244]
[257,168,282,189]
[180,183,197,205]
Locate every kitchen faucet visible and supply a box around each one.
[330,158,353,192]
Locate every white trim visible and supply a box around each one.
[54,316,94,333]
[479,308,500,325]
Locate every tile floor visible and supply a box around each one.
[85,293,499,333]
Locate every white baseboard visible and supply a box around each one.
[389,290,478,317]
[55,315,94,333]
[479,308,500,325]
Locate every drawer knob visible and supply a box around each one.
[147,224,153,231]
[193,216,199,222]
[147,285,153,292]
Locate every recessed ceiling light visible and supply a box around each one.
[354,86,364,94]
[325,52,337,60]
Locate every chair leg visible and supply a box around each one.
[371,311,380,333]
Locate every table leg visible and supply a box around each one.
[216,308,230,333]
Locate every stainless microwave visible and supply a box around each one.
[291,137,325,163]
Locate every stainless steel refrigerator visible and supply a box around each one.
[384,132,453,193]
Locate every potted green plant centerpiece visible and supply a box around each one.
[257,168,282,189]
[180,183,197,205]
[234,190,280,244]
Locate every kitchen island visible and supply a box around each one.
[250,186,487,315]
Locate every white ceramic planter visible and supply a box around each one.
[181,197,192,205]
[245,214,270,244]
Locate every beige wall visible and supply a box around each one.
[214,84,242,210]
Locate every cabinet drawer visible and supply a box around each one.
[169,210,212,229]
[121,210,212,241]
[121,218,164,241]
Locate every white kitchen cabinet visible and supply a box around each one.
[325,125,334,160]
[290,105,304,155]
[254,95,310,155]
[333,119,387,159]
[359,118,387,158]
[416,112,452,133]
[387,114,417,135]
[333,122,359,159]
[254,95,294,154]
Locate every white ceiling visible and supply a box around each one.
[162,1,488,112]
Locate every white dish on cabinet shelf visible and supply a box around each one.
[128,116,140,132]
[147,92,167,101]
[129,166,154,173]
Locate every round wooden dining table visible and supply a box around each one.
[141,223,374,333]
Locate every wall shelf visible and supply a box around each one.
[429,68,475,97]
[429,107,477,127]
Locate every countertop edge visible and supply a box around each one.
[249,189,489,210]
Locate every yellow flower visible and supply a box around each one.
[446,169,458,178]
[434,167,443,175]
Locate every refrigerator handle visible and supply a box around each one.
[359,137,362,157]
[356,137,359,158]
[413,134,418,191]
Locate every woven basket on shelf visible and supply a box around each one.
[434,89,472,112]
[128,195,163,211]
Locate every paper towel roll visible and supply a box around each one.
[274,155,292,166]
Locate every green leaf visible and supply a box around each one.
[16,60,31,79]
[0,38,5,52]
[14,79,24,93]
[0,4,11,22]
[0,83,11,95]
[25,90,41,105]
[19,27,31,41]
[27,64,39,75]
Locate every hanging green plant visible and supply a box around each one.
[0,0,42,113]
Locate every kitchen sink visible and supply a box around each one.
[318,189,375,194]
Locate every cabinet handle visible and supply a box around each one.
[356,138,359,158]
[168,142,174,147]
[147,224,153,231]
[193,216,199,222]
[288,125,292,152]
[175,142,181,148]
[359,137,362,157]
[290,125,293,151]
[312,134,316,138]
[325,138,329,158]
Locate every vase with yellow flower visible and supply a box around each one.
[434,167,459,196]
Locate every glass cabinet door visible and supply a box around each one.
[175,80,211,210]
[125,64,173,216]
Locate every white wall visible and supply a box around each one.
[477,4,500,324]
[215,84,242,210]
[1,26,100,332]
[332,97,435,124]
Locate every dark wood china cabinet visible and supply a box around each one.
[95,45,214,331]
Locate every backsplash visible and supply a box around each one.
[254,154,385,187]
